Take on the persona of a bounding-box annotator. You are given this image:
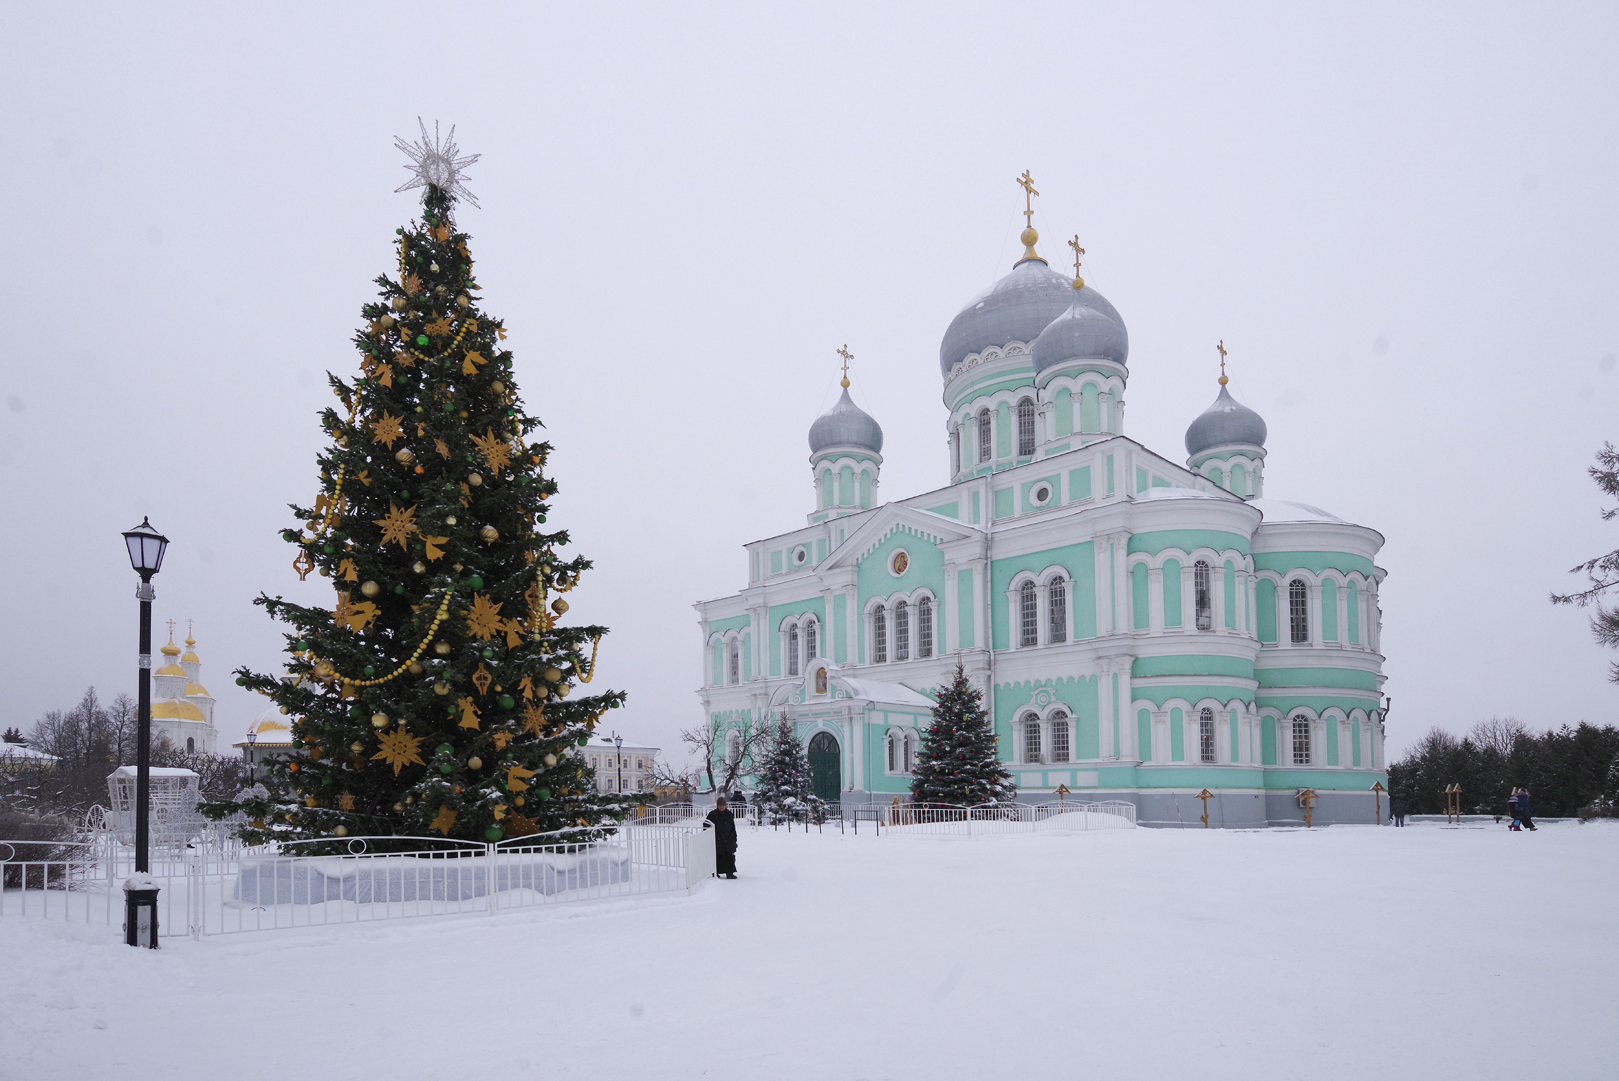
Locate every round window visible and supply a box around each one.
[891,551,909,575]
[794,547,807,564]
[1033,485,1052,505]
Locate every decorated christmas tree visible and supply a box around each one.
[752,717,823,824]
[216,122,629,845]
[909,664,1015,806]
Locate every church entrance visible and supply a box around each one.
[807,732,841,802]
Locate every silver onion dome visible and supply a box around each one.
[939,259,1088,376]
[1185,384,1268,456]
[1031,287,1130,374]
[809,388,884,455]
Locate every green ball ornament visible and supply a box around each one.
[536,515,546,524]
[443,402,455,413]
[497,694,515,711]
[398,490,411,500]
[416,334,430,346]
[350,706,365,719]
[435,744,455,756]
[536,787,551,800]
[484,827,504,842]
[613,813,624,822]
[362,666,376,677]
[294,640,308,652]
[394,584,406,595]
[577,736,589,746]
[322,544,336,555]
[234,676,246,686]
[466,575,484,590]
[481,647,495,660]
[438,763,453,774]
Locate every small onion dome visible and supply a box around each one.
[939,259,1080,376]
[160,638,181,657]
[182,633,199,664]
[250,706,293,738]
[1031,287,1129,374]
[151,698,206,722]
[185,683,210,697]
[156,663,187,677]
[1185,384,1268,457]
[808,388,884,456]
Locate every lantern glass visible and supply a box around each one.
[122,517,169,577]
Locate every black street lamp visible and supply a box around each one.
[246,725,259,785]
[120,516,168,948]
[614,733,624,796]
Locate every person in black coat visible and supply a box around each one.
[1517,788,1537,831]
[1389,797,1408,827]
[705,796,739,879]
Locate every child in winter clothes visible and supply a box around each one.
[1506,790,1522,831]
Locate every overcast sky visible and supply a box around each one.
[3,3,1617,766]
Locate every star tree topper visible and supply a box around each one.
[395,118,481,208]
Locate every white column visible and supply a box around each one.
[942,562,958,654]
[1118,662,1137,760]
[1180,563,1194,633]
[1308,583,1323,648]
[846,585,859,665]
[1213,563,1227,633]
[1336,585,1350,648]
[1096,666,1114,759]
[1147,567,1164,634]
[1151,709,1169,764]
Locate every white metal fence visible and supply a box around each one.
[851,800,1137,836]
[1,823,713,940]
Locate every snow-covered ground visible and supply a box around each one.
[3,820,1615,1081]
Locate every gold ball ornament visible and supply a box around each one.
[490,382,505,395]
[429,262,440,273]
[279,705,290,715]
[318,566,330,578]
[480,526,499,544]
[405,795,414,804]
[371,713,390,728]
[360,580,381,598]
[543,754,557,767]
[468,757,483,770]
[408,662,424,675]
[314,662,335,678]
[436,285,447,296]
[395,448,414,465]
[393,803,405,813]
[435,641,452,656]
[457,410,468,419]
[551,598,569,616]
[456,295,469,308]
[445,515,458,526]
[514,796,525,806]
[349,742,364,753]
[434,681,450,695]
[543,668,563,683]
[333,826,349,837]
[413,561,426,574]
[468,473,482,487]
[391,297,408,311]
[555,684,570,698]
[380,314,395,329]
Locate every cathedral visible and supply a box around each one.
[694,192,1389,827]
[150,624,220,755]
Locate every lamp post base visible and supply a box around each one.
[123,876,160,948]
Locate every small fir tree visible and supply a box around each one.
[209,124,629,846]
[910,664,1015,806]
[753,717,822,823]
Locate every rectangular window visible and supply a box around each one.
[1199,715,1216,763]
[1019,583,1038,647]
[873,608,888,663]
[978,410,992,462]
[887,736,897,771]
[895,601,910,661]
[1289,581,1309,644]
[1050,717,1070,762]
[805,620,818,660]
[1194,562,1212,631]
[1017,400,1035,457]
[1024,719,1041,763]
[787,626,800,676]
[917,597,934,658]
[1292,716,1312,765]
[1048,577,1067,644]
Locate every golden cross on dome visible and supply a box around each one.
[166,618,177,639]
[1068,234,1086,290]
[837,344,853,389]
[1016,170,1039,228]
[1217,340,1229,385]
[187,618,195,642]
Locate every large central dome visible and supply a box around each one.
[939,258,1125,376]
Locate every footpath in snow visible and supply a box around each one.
[2,820,1615,1081]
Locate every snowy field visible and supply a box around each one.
[3,821,1616,1081]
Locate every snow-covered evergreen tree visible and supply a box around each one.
[753,716,824,823]
[910,664,1015,806]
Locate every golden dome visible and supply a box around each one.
[184,683,211,697]
[160,637,181,657]
[156,664,187,677]
[151,699,206,722]
[181,651,200,663]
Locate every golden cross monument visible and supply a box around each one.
[165,618,177,641]
[1068,234,1086,291]
[1217,340,1229,385]
[836,345,853,389]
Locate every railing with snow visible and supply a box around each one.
[850,800,1136,835]
[0,823,714,939]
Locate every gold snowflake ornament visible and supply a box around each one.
[371,726,425,776]
[371,411,405,449]
[373,503,419,549]
[465,592,505,640]
[470,428,511,475]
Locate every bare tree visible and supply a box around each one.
[1469,717,1529,757]
[678,716,767,794]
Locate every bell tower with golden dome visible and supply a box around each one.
[149,621,219,754]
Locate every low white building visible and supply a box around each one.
[582,739,659,794]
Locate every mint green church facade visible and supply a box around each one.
[695,225,1389,827]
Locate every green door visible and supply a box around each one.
[807,732,841,801]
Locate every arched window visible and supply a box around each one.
[1048,575,1067,644]
[186,736,195,754]
[819,469,833,509]
[886,732,898,772]
[903,731,918,772]
[1019,581,1038,646]
[1194,561,1212,631]
[977,408,992,462]
[917,596,934,658]
[1292,714,1312,764]
[873,605,888,663]
[728,640,740,684]
[804,619,818,661]
[1289,579,1309,644]
[894,600,910,661]
[1023,714,1042,763]
[1049,711,1070,762]
[1199,707,1216,763]
[787,624,800,676]
[1016,398,1036,457]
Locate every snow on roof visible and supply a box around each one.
[836,677,937,708]
[1250,497,1348,524]
[1134,486,1231,502]
[0,744,58,762]
[109,766,200,779]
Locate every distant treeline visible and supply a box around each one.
[1387,718,1619,817]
